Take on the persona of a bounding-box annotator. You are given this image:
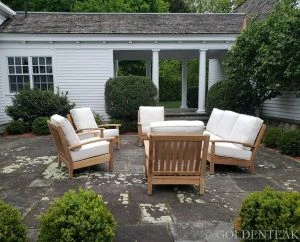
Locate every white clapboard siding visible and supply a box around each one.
[208,59,225,89]
[0,56,5,125]
[262,92,300,122]
[55,49,114,119]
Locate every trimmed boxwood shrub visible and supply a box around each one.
[32,117,50,135]
[6,120,26,135]
[0,199,27,241]
[109,118,137,134]
[105,76,158,121]
[278,129,300,157]
[235,187,300,241]
[5,89,75,126]
[38,188,116,242]
[187,86,198,108]
[263,127,283,148]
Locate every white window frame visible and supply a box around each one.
[7,56,30,92]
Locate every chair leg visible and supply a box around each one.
[68,167,73,178]
[57,155,62,167]
[147,178,152,195]
[249,164,254,174]
[138,136,142,147]
[117,136,120,150]
[210,162,215,175]
[199,177,204,195]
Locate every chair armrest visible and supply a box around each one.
[210,139,255,148]
[76,127,104,132]
[69,137,114,150]
[98,124,121,128]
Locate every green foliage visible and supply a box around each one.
[105,76,158,121]
[263,127,283,148]
[38,189,116,242]
[93,112,102,125]
[187,86,198,108]
[159,101,180,108]
[0,199,27,242]
[5,89,75,126]
[118,61,146,76]
[109,119,137,133]
[167,0,191,12]
[32,117,50,135]
[225,0,300,116]
[206,81,255,114]
[185,0,244,13]
[159,60,181,101]
[235,187,300,241]
[6,120,26,135]
[278,129,300,157]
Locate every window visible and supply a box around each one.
[8,57,30,92]
[32,57,54,91]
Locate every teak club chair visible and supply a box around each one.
[67,107,121,149]
[144,134,209,195]
[138,106,164,146]
[48,115,113,178]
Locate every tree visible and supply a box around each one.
[167,0,191,13]
[185,0,245,13]
[225,0,300,115]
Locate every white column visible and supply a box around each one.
[114,59,119,77]
[196,49,207,113]
[152,49,160,90]
[180,59,188,109]
[146,60,152,78]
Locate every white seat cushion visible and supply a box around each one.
[139,106,164,126]
[215,110,239,139]
[151,120,204,134]
[206,108,224,134]
[70,140,109,162]
[204,130,222,141]
[50,114,81,147]
[70,107,98,130]
[229,114,263,150]
[103,129,119,138]
[209,141,252,160]
[142,125,151,134]
[78,131,100,140]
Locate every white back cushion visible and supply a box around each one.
[229,114,263,147]
[139,106,164,126]
[70,107,98,130]
[206,108,224,133]
[50,114,81,146]
[215,110,239,139]
[151,121,204,134]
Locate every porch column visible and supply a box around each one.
[196,49,207,113]
[146,60,152,78]
[152,49,160,90]
[180,59,188,109]
[114,59,119,77]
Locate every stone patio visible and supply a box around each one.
[0,135,299,242]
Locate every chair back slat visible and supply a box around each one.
[149,135,209,176]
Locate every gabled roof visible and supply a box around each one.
[0,12,245,34]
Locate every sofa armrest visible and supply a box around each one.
[76,127,104,132]
[210,139,255,148]
[69,137,114,150]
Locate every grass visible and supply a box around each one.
[159,101,181,108]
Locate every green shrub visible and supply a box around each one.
[109,119,137,134]
[263,127,283,148]
[94,112,102,125]
[6,120,26,135]
[38,188,116,242]
[5,89,75,126]
[278,129,300,157]
[187,86,198,108]
[32,117,50,135]
[0,199,27,241]
[235,187,300,241]
[105,76,158,121]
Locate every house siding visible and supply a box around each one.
[262,92,300,123]
[0,56,6,125]
[208,59,225,89]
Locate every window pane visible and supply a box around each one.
[41,76,46,83]
[41,83,47,90]
[23,66,29,74]
[46,66,52,73]
[10,83,17,92]
[48,82,54,90]
[9,75,17,83]
[9,66,15,74]
[8,57,14,65]
[17,83,23,90]
[47,75,53,83]
[33,66,39,73]
[24,75,30,83]
[16,66,22,74]
[40,66,45,73]
[32,57,38,65]
[34,83,40,89]
[22,57,28,65]
[17,76,23,83]
[15,57,21,65]
[33,75,39,83]
[46,57,52,65]
[39,57,45,65]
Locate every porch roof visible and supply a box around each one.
[0,12,245,35]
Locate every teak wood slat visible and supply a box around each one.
[145,134,209,195]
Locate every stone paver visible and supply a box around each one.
[0,135,299,242]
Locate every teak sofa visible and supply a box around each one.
[205,108,266,175]
[48,114,113,178]
[144,121,208,195]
